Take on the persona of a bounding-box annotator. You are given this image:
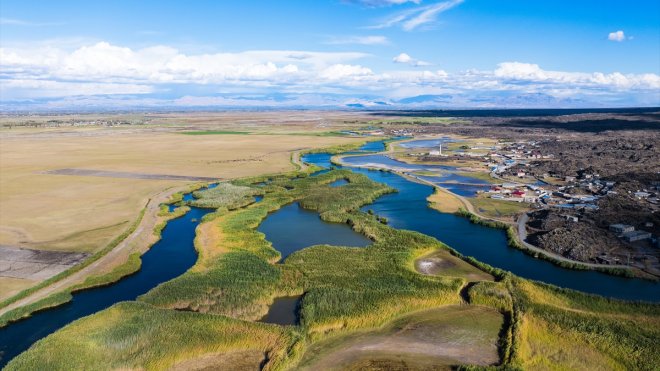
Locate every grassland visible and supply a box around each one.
[5,301,300,371]
[0,120,362,301]
[8,167,495,369]
[297,305,503,370]
[4,135,659,370]
[508,278,660,370]
[181,130,251,135]
[456,171,498,183]
[469,196,532,219]
[0,278,36,302]
[427,187,464,213]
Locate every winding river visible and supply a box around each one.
[0,189,220,367]
[302,141,659,302]
[1,138,658,367]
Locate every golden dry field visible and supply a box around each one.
[0,112,372,298]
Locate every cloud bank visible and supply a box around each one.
[0,41,658,109]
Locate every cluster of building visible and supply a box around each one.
[631,182,660,207]
[609,224,654,243]
[5,119,142,128]
[486,183,541,203]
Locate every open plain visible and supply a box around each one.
[0,112,370,300]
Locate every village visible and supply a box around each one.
[392,134,660,274]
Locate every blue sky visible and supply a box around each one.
[1,0,659,109]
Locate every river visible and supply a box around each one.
[301,140,659,302]
[0,188,222,367]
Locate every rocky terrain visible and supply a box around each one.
[376,109,660,273]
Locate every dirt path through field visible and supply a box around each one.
[0,184,192,317]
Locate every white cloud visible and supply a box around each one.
[494,61,660,89]
[392,52,431,66]
[370,0,463,31]
[393,52,413,63]
[0,17,63,26]
[0,41,658,107]
[608,30,626,42]
[319,64,374,80]
[326,35,389,45]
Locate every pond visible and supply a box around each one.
[259,296,301,326]
[328,178,349,187]
[257,203,371,262]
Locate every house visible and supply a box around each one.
[634,191,651,199]
[564,215,579,222]
[524,196,538,203]
[622,230,652,242]
[579,195,597,202]
[609,224,635,234]
[517,171,526,178]
[512,190,526,198]
[565,176,576,182]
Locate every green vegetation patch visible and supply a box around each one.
[5,301,299,371]
[9,149,659,370]
[181,130,251,135]
[469,196,531,218]
[189,182,263,209]
[509,278,660,370]
[297,305,503,370]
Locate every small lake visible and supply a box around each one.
[257,203,371,262]
[398,137,456,149]
[329,179,349,187]
[303,142,660,302]
[0,187,222,367]
[259,296,301,326]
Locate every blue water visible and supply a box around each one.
[358,140,386,152]
[303,143,660,302]
[341,154,491,197]
[257,203,371,262]
[342,154,454,172]
[259,296,301,326]
[398,137,456,149]
[329,179,349,187]
[0,192,216,367]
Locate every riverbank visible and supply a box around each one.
[333,139,647,280]
[7,160,659,370]
[0,183,205,325]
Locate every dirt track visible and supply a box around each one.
[0,184,191,317]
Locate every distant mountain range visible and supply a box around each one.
[0,92,655,113]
